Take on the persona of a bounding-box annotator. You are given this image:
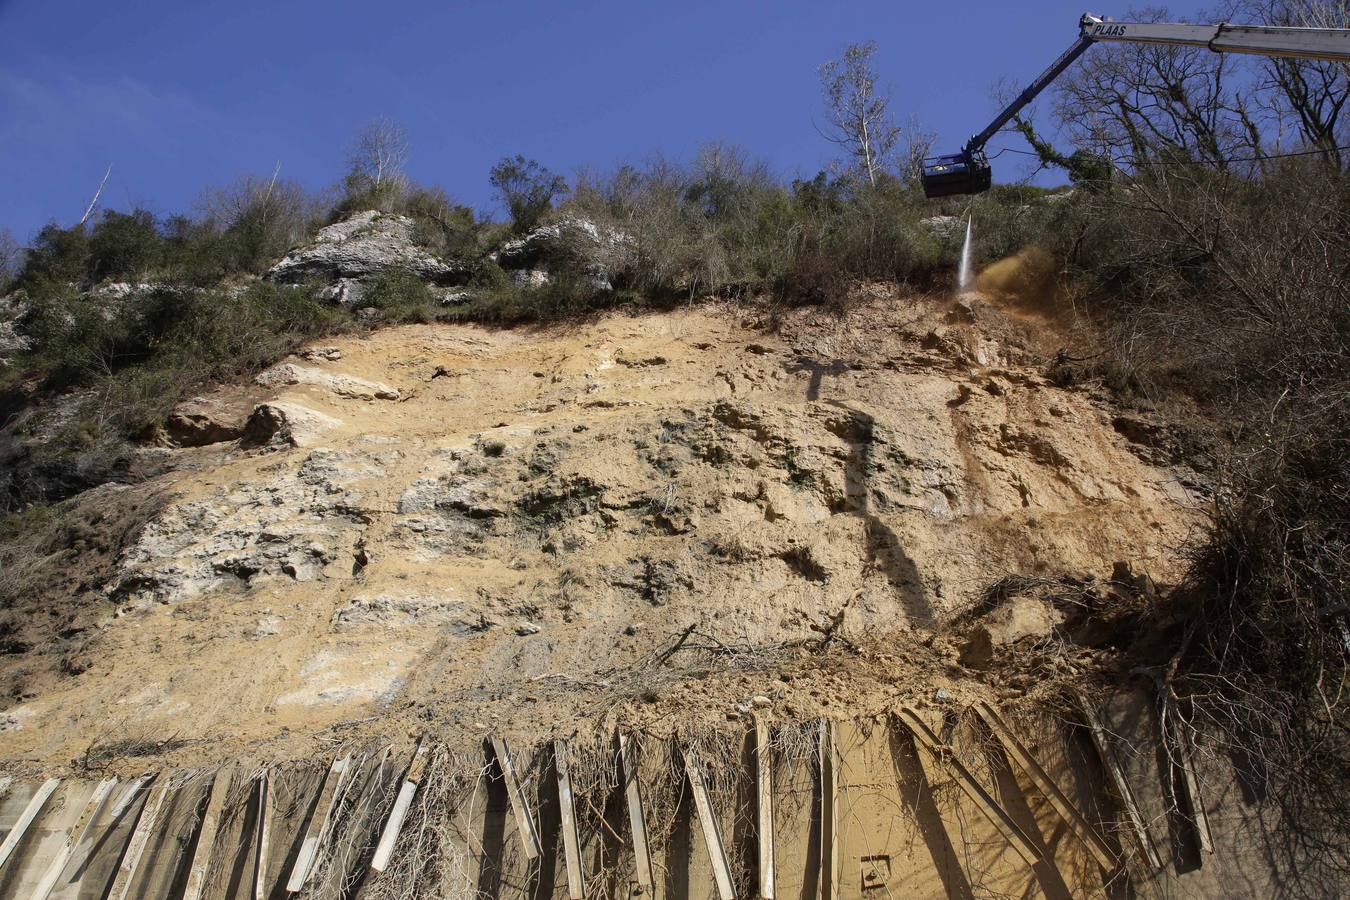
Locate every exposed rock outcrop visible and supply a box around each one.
[255,362,400,400]
[161,395,254,447]
[0,291,1202,780]
[0,291,29,363]
[267,210,468,287]
[492,216,634,289]
[241,400,343,448]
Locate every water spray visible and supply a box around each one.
[958,215,975,293]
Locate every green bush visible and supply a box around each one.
[14,282,352,439]
[490,155,568,234]
[360,269,438,323]
[88,209,161,281]
[566,153,963,305]
[448,276,619,326]
[404,187,479,258]
[18,222,91,291]
[199,175,321,274]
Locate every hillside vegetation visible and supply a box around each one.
[0,4,1347,884]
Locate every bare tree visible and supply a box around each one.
[1235,0,1350,167]
[199,173,318,270]
[818,43,902,186]
[347,117,410,197]
[897,116,937,186]
[0,228,20,289]
[1053,9,1263,172]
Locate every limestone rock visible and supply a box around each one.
[334,593,472,631]
[267,210,468,284]
[0,291,30,362]
[511,269,553,288]
[492,216,633,289]
[317,278,366,306]
[111,446,382,605]
[920,215,963,240]
[241,401,342,448]
[163,396,251,447]
[959,597,1064,668]
[256,362,399,400]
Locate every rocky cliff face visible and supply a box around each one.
[0,284,1199,770]
[267,209,469,289]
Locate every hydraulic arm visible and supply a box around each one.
[921,12,1350,198]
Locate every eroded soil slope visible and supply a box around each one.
[0,286,1198,773]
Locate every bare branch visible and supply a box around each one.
[78,165,112,227]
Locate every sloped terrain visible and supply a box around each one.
[0,283,1199,773]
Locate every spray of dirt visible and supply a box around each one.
[973,245,1069,324]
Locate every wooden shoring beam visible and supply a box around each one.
[1158,699,1213,858]
[897,707,1042,866]
[818,719,837,900]
[754,716,775,900]
[183,767,235,900]
[106,774,172,900]
[0,777,60,873]
[553,740,585,900]
[254,770,272,900]
[491,736,542,860]
[287,754,351,892]
[33,777,119,899]
[683,746,736,900]
[108,776,151,820]
[619,732,656,893]
[371,735,429,873]
[1073,693,1163,870]
[974,702,1118,870]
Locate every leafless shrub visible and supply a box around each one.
[1066,157,1350,879]
[345,117,411,212]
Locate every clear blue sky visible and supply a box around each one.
[0,1,1205,241]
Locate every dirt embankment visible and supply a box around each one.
[0,284,1200,774]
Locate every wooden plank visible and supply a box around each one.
[491,736,541,860]
[1161,705,1213,857]
[619,732,655,892]
[32,777,118,900]
[0,777,60,873]
[1075,693,1162,870]
[106,775,172,900]
[286,754,351,892]
[254,770,271,900]
[975,702,1118,870]
[109,776,151,820]
[754,716,774,900]
[553,740,585,900]
[371,736,428,873]
[182,767,235,900]
[898,707,1042,866]
[683,746,736,900]
[818,720,836,900]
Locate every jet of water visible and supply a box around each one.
[958,215,975,292]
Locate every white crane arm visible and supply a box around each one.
[923,11,1350,197]
[1082,15,1350,63]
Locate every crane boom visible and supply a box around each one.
[921,11,1350,198]
[1082,17,1350,62]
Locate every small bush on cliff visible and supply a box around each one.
[12,282,350,438]
[361,269,439,323]
[491,155,568,234]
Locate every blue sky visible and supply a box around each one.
[0,1,1205,241]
